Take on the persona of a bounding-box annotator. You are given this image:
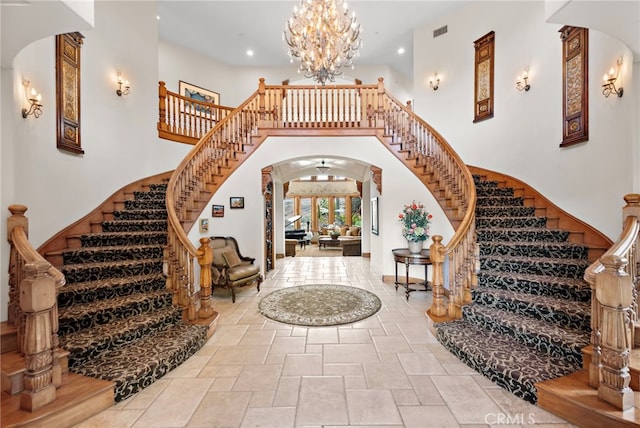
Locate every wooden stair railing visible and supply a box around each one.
[584,194,640,410]
[165,77,477,323]
[158,81,235,145]
[6,205,65,411]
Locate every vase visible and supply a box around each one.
[407,240,423,254]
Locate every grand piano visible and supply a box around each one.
[284,215,306,241]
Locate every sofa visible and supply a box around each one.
[317,225,362,256]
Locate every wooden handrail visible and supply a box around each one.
[584,194,640,409]
[165,77,477,322]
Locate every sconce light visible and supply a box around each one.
[21,79,43,119]
[516,66,531,92]
[428,73,440,91]
[116,71,130,96]
[602,58,623,98]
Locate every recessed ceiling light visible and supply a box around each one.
[246,50,254,57]
[397,47,405,55]
[156,15,160,20]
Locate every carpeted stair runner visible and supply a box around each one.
[436,175,591,404]
[55,183,207,402]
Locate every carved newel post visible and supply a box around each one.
[19,261,57,411]
[596,255,634,410]
[197,237,215,319]
[428,235,447,318]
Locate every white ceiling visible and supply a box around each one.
[157,0,469,81]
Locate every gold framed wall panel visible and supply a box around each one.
[559,26,588,147]
[473,31,495,123]
[56,32,84,154]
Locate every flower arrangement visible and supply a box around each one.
[398,201,432,242]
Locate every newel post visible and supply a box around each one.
[158,81,168,133]
[258,78,266,120]
[8,205,29,327]
[596,255,634,410]
[19,261,57,411]
[376,77,385,126]
[622,194,640,221]
[428,235,447,318]
[197,237,215,319]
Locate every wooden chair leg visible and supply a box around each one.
[231,287,236,303]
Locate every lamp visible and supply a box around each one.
[21,80,43,119]
[428,73,440,90]
[516,66,530,92]
[284,0,362,85]
[602,58,623,98]
[116,71,130,96]
[316,160,330,173]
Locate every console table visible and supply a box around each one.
[392,248,431,300]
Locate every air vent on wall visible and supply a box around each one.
[433,25,448,38]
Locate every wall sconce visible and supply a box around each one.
[116,71,130,96]
[602,58,623,98]
[516,66,530,92]
[428,73,440,91]
[21,79,43,119]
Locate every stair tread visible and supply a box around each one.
[60,257,163,271]
[60,306,180,351]
[437,320,579,381]
[479,254,589,266]
[475,287,590,315]
[58,289,171,320]
[61,244,163,254]
[478,269,590,289]
[58,272,164,293]
[466,305,590,349]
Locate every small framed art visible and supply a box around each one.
[212,205,224,217]
[371,197,379,235]
[230,197,244,209]
[199,218,209,233]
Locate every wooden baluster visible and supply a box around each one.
[596,255,634,410]
[428,235,447,317]
[19,261,57,411]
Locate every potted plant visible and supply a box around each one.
[398,201,432,253]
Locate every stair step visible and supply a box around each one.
[113,209,167,220]
[472,287,590,331]
[75,231,167,247]
[57,273,166,308]
[132,190,166,200]
[60,258,163,283]
[123,199,166,210]
[436,320,579,404]
[475,187,514,197]
[463,305,589,367]
[476,216,547,228]
[476,205,536,217]
[58,289,173,336]
[1,351,25,395]
[477,227,569,243]
[479,254,589,279]
[61,306,183,369]
[61,244,163,265]
[477,270,591,302]
[100,220,167,232]
[478,241,589,260]
[71,322,207,402]
[476,196,524,206]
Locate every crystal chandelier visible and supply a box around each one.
[284,0,362,85]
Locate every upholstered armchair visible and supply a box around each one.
[209,236,262,303]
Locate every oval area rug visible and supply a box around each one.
[258,284,382,326]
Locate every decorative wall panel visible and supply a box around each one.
[559,26,589,147]
[56,32,84,154]
[473,31,495,123]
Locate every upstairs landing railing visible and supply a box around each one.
[584,194,640,411]
[163,77,477,323]
[6,205,65,411]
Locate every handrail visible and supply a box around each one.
[584,194,640,409]
[165,77,477,321]
[158,81,235,145]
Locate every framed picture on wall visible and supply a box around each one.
[199,218,209,233]
[371,197,379,235]
[179,80,219,116]
[230,197,244,209]
[212,205,224,217]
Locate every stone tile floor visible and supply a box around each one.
[76,256,575,427]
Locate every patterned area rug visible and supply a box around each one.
[258,284,382,326]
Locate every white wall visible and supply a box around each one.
[190,137,454,284]
[413,1,636,240]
